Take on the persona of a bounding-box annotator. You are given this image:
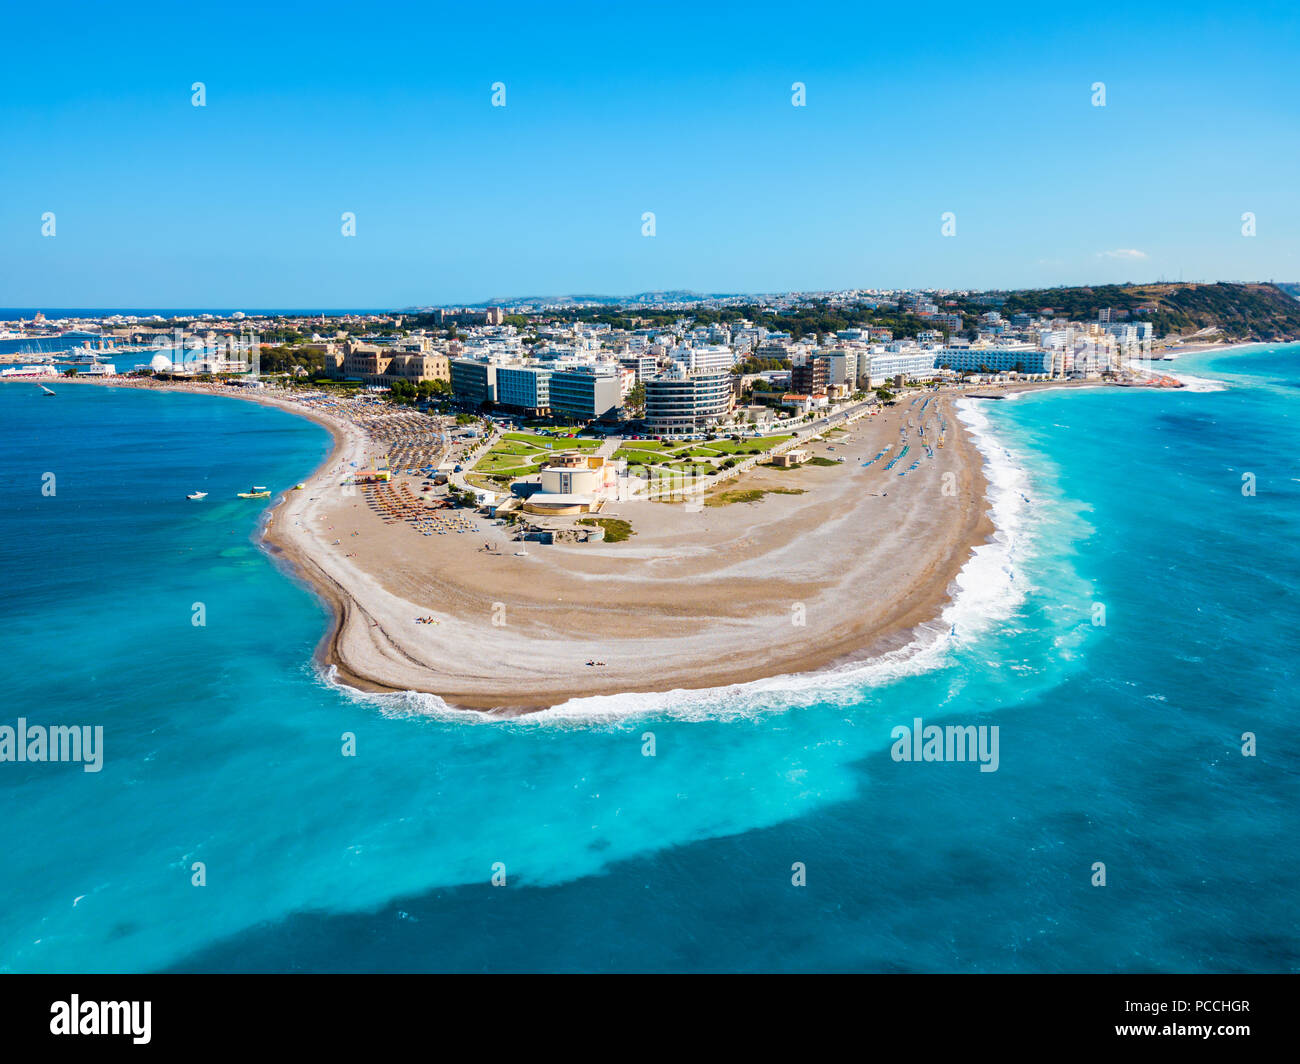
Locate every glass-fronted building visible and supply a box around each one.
[549,367,621,421]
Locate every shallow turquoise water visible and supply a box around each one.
[1,357,1296,973]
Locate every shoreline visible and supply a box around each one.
[281,395,993,715]
[54,376,1112,714]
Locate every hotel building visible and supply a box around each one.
[934,345,1051,375]
[495,364,552,415]
[449,358,497,406]
[643,368,734,434]
[331,342,450,387]
[548,366,622,422]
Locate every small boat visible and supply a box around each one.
[236,486,272,499]
[186,491,208,500]
[39,384,56,396]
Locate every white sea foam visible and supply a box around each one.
[326,398,1046,725]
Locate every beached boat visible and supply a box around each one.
[186,491,208,500]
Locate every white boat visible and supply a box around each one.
[187,491,208,500]
[39,384,56,396]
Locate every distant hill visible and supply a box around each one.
[997,282,1300,340]
[478,290,719,308]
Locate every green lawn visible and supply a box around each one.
[704,435,793,454]
[502,432,599,450]
[464,472,504,492]
[617,438,676,452]
[524,422,582,433]
[490,440,546,456]
[475,450,544,474]
[612,449,665,465]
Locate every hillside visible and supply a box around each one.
[994,282,1300,341]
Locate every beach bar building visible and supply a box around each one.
[770,449,808,468]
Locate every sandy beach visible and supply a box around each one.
[72,374,1172,714]
[237,391,993,713]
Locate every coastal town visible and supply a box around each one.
[0,286,1257,709]
[1,288,1188,525]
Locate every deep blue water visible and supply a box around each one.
[1,352,1296,973]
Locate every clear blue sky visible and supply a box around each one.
[2,0,1298,307]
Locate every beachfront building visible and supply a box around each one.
[382,353,450,386]
[779,392,829,415]
[523,452,623,515]
[934,345,1051,376]
[332,342,451,387]
[863,350,942,386]
[819,348,861,396]
[643,368,734,434]
[449,358,497,407]
[548,366,622,422]
[495,364,552,416]
[791,354,829,396]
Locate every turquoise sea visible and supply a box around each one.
[1,349,1297,973]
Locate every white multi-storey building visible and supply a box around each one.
[935,345,1051,375]
[674,344,735,374]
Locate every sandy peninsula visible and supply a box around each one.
[230,390,993,714]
